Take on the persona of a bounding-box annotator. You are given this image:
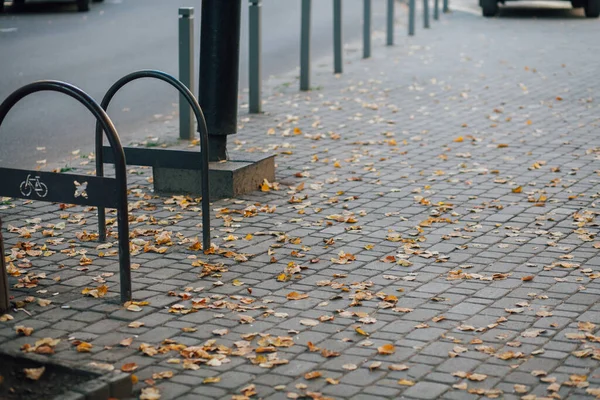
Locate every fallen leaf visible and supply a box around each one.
[24,367,45,381]
[203,376,221,384]
[152,371,173,380]
[304,371,322,380]
[15,326,34,336]
[514,384,528,394]
[377,343,396,355]
[121,363,138,372]
[286,292,309,300]
[369,361,382,370]
[398,379,415,386]
[76,342,93,353]
[140,387,161,400]
[355,327,370,336]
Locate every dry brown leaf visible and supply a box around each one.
[121,362,138,372]
[304,371,322,380]
[286,292,309,300]
[139,387,161,400]
[152,371,173,380]
[514,384,528,393]
[24,367,45,381]
[120,337,133,347]
[15,326,34,336]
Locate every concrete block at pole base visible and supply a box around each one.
[153,153,275,200]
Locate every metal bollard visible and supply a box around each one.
[0,216,8,313]
[363,0,371,58]
[178,8,195,140]
[444,0,449,12]
[409,0,415,35]
[198,0,242,161]
[424,0,430,28]
[333,0,342,73]
[249,0,262,113]
[434,0,439,20]
[300,0,311,91]
[386,0,394,46]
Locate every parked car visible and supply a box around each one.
[0,0,103,13]
[481,0,600,17]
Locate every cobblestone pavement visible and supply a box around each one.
[2,4,600,400]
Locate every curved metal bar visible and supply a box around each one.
[95,70,211,252]
[0,80,131,303]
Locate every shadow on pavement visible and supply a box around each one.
[497,3,585,18]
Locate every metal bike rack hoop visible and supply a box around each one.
[94,70,211,252]
[0,80,132,303]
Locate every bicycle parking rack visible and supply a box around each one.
[95,70,211,252]
[0,81,132,303]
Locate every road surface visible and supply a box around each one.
[0,0,391,168]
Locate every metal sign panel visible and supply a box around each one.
[0,167,120,208]
[102,146,203,170]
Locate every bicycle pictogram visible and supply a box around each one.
[19,174,48,198]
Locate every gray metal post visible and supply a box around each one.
[386,0,394,45]
[409,0,415,35]
[423,0,430,28]
[333,0,342,73]
[443,0,449,13]
[363,0,371,59]
[300,0,311,91]
[434,0,439,20]
[0,216,9,314]
[178,8,195,140]
[249,0,262,113]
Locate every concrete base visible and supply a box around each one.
[153,153,275,200]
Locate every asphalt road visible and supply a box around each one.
[0,0,390,169]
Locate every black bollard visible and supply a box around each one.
[198,0,242,162]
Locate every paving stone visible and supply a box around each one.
[403,382,450,399]
[2,8,600,399]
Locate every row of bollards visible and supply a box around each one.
[178,1,450,131]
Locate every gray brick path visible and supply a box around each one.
[2,3,600,400]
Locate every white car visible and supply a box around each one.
[481,0,599,17]
[0,0,103,13]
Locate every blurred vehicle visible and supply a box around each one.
[481,0,599,17]
[0,0,103,13]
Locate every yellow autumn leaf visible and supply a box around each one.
[377,343,396,355]
[355,326,370,336]
[76,342,93,353]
